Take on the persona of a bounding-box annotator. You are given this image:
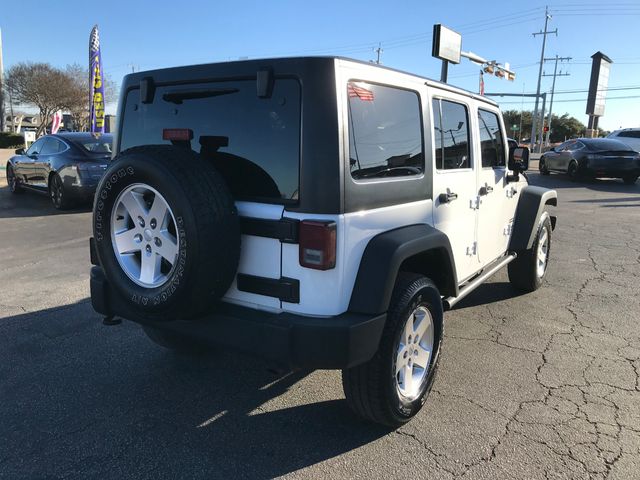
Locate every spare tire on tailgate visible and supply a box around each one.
[93,145,240,320]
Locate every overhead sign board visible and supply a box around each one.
[432,24,461,64]
[586,51,612,117]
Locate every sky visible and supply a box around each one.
[2,0,639,132]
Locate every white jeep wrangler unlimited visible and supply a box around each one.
[90,57,557,427]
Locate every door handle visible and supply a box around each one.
[438,191,458,203]
[479,185,494,196]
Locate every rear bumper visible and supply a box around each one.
[581,163,640,178]
[90,266,386,369]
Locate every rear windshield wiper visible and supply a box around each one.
[162,88,239,104]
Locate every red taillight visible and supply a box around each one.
[162,128,193,142]
[299,220,336,270]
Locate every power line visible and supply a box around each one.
[497,95,640,104]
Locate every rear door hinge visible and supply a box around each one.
[470,196,481,210]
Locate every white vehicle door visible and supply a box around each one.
[431,94,480,284]
[475,106,517,266]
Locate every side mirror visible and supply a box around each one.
[15,148,25,155]
[508,146,529,172]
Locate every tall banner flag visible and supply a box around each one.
[51,110,62,134]
[89,25,105,133]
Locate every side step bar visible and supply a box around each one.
[443,253,517,311]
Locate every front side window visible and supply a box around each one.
[26,137,46,155]
[432,99,471,170]
[478,109,505,168]
[348,81,423,180]
[619,130,640,139]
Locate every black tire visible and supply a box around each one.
[508,212,552,292]
[539,157,550,175]
[93,145,240,321]
[342,273,443,427]
[142,325,206,353]
[567,161,578,180]
[49,173,74,210]
[622,175,638,185]
[6,165,24,193]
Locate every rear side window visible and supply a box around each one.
[432,99,471,170]
[478,109,505,168]
[347,82,423,180]
[120,78,301,203]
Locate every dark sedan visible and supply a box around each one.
[6,133,113,209]
[539,138,640,184]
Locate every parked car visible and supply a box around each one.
[89,57,557,427]
[539,138,640,184]
[607,128,640,152]
[6,132,113,209]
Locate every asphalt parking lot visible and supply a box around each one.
[1,168,639,479]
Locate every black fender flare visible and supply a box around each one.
[348,224,458,315]
[509,185,557,251]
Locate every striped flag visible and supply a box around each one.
[51,110,62,134]
[89,25,105,133]
[348,82,375,101]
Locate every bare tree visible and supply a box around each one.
[5,63,76,136]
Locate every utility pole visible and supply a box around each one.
[542,55,571,145]
[375,43,383,64]
[530,6,557,153]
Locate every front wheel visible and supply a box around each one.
[622,175,638,185]
[567,161,578,181]
[539,157,550,175]
[6,165,24,193]
[508,211,552,292]
[342,273,443,427]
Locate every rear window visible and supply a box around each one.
[119,78,301,203]
[586,139,634,151]
[78,137,113,153]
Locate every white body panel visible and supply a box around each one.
[428,89,480,282]
[473,103,519,267]
[222,201,283,311]
[282,200,433,317]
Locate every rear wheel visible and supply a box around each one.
[49,173,74,209]
[342,273,443,427]
[6,165,24,193]
[622,175,638,185]
[509,211,552,292]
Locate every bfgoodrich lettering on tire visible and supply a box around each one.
[93,145,240,320]
[342,273,443,427]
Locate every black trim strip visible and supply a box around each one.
[89,237,100,266]
[240,216,299,243]
[237,274,300,304]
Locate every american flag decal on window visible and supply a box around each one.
[348,83,375,101]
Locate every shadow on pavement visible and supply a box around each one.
[0,183,92,219]
[0,300,389,479]
[452,281,527,310]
